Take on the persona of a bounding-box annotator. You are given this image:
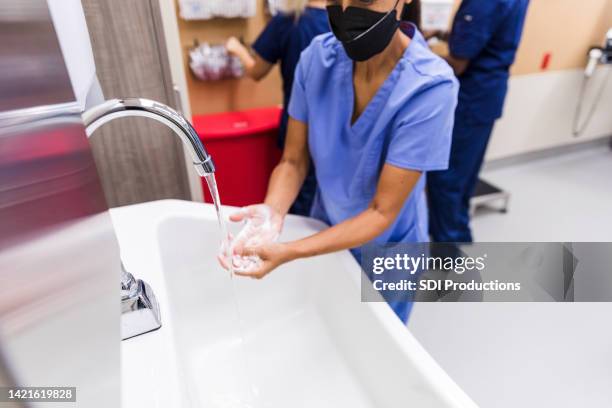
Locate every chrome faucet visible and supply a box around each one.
[83,98,216,340]
[83,98,215,174]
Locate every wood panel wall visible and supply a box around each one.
[82,0,191,207]
[175,0,283,115]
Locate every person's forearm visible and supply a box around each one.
[437,31,450,42]
[424,31,469,76]
[230,42,270,80]
[443,54,469,76]
[424,30,450,42]
[226,37,272,80]
[285,205,393,260]
[264,158,309,216]
[232,44,256,71]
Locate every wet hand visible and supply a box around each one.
[228,204,283,245]
[233,242,294,280]
[217,204,284,274]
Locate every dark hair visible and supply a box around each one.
[401,0,422,30]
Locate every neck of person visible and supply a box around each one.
[353,29,410,80]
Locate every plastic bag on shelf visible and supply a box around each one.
[179,0,256,20]
[189,42,244,81]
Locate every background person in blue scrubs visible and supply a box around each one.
[226,0,330,216]
[221,0,458,322]
[426,0,529,243]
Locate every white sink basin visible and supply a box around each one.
[111,200,476,408]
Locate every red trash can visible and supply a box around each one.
[192,107,283,207]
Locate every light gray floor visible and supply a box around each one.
[410,302,612,408]
[472,145,612,241]
[410,144,612,408]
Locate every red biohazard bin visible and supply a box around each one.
[193,107,283,207]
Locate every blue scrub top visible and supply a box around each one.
[449,0,529,124]
[288,24,459,260]
[252,7,330,147]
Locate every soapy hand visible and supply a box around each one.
[233,242,293,279]
[218,204,285,278]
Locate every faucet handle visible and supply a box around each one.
[120,262,138,300]
[120,262,161,340]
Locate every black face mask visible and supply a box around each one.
[327,1,401,62]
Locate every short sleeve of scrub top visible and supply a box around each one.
[252,15,290,64]
[286,45,313,124]
[386,80,458,172]
[449,0,508,59]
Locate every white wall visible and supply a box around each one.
[487,66,612,160]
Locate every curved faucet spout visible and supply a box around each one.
[82,98,215,175]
